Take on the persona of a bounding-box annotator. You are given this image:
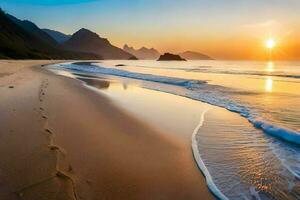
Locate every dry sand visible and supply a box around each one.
[0,60,214,200]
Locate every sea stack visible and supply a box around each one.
[128,55,138,60]
[157,53,186,61]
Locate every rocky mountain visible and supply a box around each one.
[123,44,160,59]
[0,9,100,59]
[6,14,58,47]
[42,28,71,44]
[179,51,213,60]
[1,9,213,61]
[157,53,186,61]
[63,28,135,60]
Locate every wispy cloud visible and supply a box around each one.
[242,20,279,28]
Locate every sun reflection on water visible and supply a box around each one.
[266,61,274,72]
[265,77,273,92]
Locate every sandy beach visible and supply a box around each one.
[0,60,214,200]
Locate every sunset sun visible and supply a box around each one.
[266,38,276,49]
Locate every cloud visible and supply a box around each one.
[243,20,279,28]
[0,0,99,6]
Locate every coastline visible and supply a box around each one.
[191,110,228,200]
[0,60,215,199]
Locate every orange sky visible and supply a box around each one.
[107,18,300,60]
[2,0,300,60]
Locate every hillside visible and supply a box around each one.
[42,28,71,44]
[179,51,213,60]
[7,14,58,47]
[63,28,135,60]
[0,9,100,59]
[123,44,160,59]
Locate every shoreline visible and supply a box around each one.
[72,68,226,200]
[55,63,226,200]
[0,60,215,199]
[191,110,228,200]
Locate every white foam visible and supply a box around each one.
[250,118,300,145]
[62,62,205,88]
[191,109,229,200]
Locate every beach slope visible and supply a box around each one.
[0,60,214,200]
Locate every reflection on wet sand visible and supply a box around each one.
[77,78,110,90]
[73,61,101,66]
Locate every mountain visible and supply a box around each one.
[157,53,186,61]
[179,51,213,60]
[42,28,71,44]
[63,28,135,60]
[6,14,58,47]
[123,44,160,59]
[0,9,100,59]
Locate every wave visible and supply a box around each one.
[61,62,206,88]
[122,64,300,80]
[58,62,300,146]
[187,68,300,79]
[183,88,300,146]
[191,109,229,200]
[250,118,300,145]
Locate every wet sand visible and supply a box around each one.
[0,60,214,200]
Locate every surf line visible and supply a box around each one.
[191,109,229,200]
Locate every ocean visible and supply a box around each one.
[49,60,300,200]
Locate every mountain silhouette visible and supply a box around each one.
[42,28,71,44]
[179,51,213,60]
[7,14,58,46]
[123,44,160,59]
[0,9,100,59]
[63,28,135,59]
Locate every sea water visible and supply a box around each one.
[49,60,300,199]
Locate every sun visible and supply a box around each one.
[266,38,276,49]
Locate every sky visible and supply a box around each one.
[1,0,300,60]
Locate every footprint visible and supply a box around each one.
[56,171,70,179]
[8,86,14,88]
[45,128,52,134]
[68,165,73,172]
[48,145,60,151]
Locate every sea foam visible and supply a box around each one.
[191,110,229,200]
[62,63,206,88]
